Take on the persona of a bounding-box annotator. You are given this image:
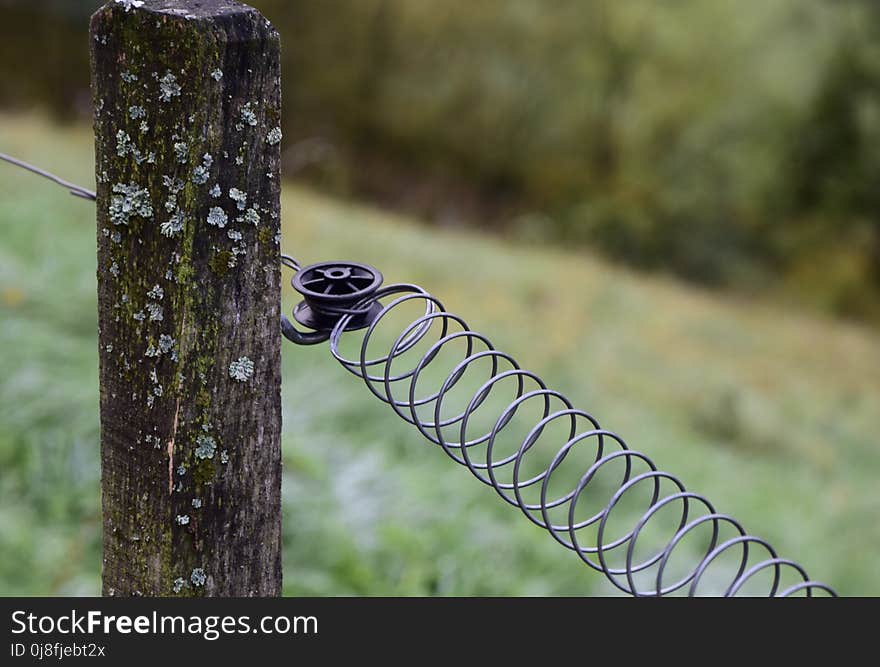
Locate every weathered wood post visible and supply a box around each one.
[90,0,282,596]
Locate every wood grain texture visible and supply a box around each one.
[90,0,282,596]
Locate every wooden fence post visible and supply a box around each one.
[90,0,282,596]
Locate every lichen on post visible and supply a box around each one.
[90,0,282,596]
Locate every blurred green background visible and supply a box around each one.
[0,0,878,595]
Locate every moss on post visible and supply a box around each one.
[90,0,282,596]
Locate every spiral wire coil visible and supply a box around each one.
[321,282,836,597]
[0,150,838,596]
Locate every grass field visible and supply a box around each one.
[1,112,878,596]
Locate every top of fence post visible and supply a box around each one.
[90,0,282,596]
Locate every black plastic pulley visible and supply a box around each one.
[282,261,384,345]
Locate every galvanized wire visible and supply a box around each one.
[318,282,837,597]
[3,151,838,596]
[0,152,96,201]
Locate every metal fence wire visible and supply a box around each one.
[281,259,838,597]
[1,153,838,596]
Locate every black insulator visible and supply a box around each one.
[282,260,384,345]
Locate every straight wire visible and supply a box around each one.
[0,151,96,201]
[1,150,306,270]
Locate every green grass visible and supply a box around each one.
[1,112,878,596]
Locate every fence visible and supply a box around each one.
[3,0,836,597]
[91,0,282,597]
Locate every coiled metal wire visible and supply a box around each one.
[2,151,838,596]
[321,282,837,597]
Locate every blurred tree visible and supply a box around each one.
[781,1,880,318]
[1,0,876,321]
[0,0,99,116]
